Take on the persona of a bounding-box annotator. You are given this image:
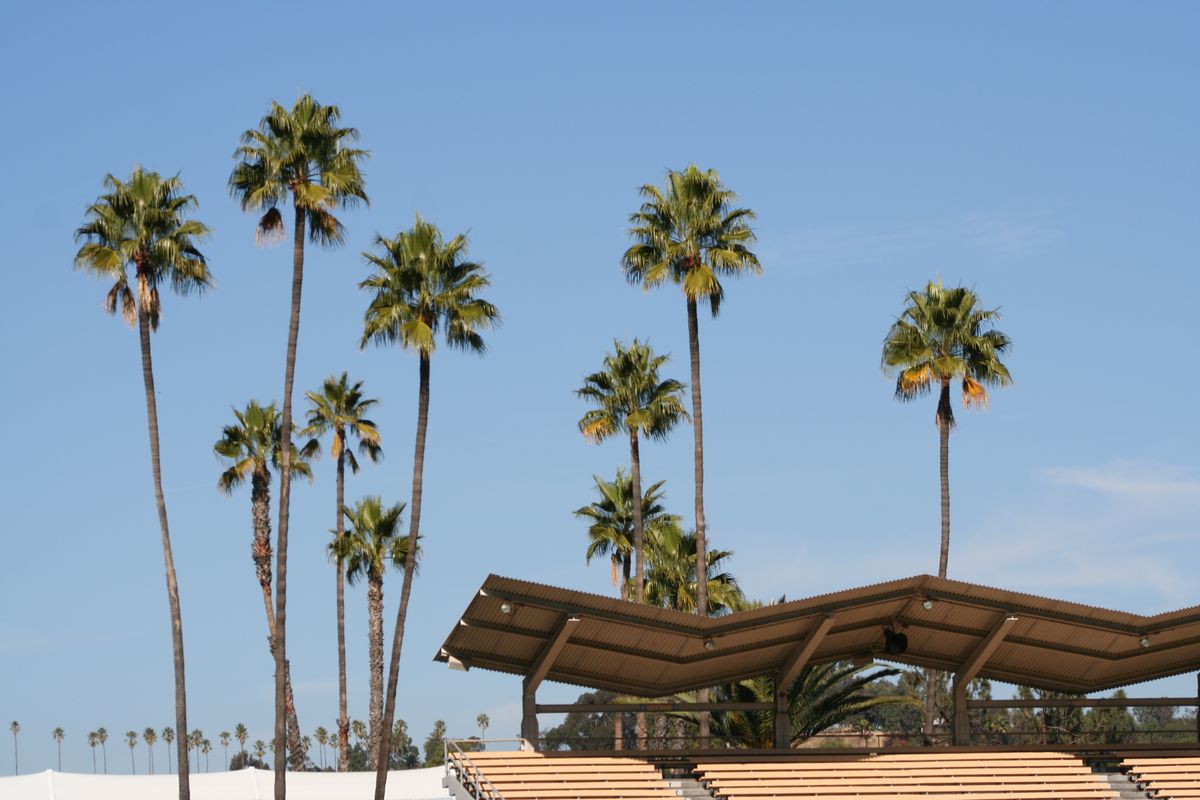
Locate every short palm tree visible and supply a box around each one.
[75,168,210,798]
[162,727,174,773]
[230,94,368,787]
[333,497,416,769]
[301,372,382,771]
[360,213,497,790]
[53,727,64,772]
[213,399,310,761]
[10,721,18,775]
[253,740,267,762]
[126,730,138,773]
[577,340,687,603]
[644,529,742,615]
[88,732,98,774]
[881,279,1012,738]
[576,471,681,600]
[143,728,157,774]
[623,165,759,624]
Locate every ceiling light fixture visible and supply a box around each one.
[1139,635,1151,649]
[703,638,716,651]
[921,598,934,611]
[499,601,514,615]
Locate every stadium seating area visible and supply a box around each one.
[1121,755,1200,799]
[447,750,679,799]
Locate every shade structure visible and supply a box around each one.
[435,574,1200,696]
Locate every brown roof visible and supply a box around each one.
[434,574,1200,695]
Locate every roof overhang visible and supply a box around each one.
[435,574,1200,695]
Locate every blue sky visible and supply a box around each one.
[2,0,1199,774]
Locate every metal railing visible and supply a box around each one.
[443,737,530,800]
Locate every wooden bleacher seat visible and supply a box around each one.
[448,751,679,800]
[1121,754,1200,799]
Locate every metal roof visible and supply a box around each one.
[434,574,1200,695]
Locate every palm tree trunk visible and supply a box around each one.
[686,298,710,744]
[924,380,953,743]
[336,445,350,772]
[274,202,306,796]
[136,297,190,800]
[621,556,631,602]
[628,431,648,749]
[372,351,430,800]
[367,576,384,768]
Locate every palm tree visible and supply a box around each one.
[201,739,211,772]
[577,340,687,603]
[96,728,109,774]
[144,728,157,774]
[88,732,98,773]
[219,732,231,770]
[9,721,18,775]
[53,727,64,772]
[882,280,1012,737]
[644,529,743,615]
[476,714,488,740]
[301,372,382,770]
[360,213,498,794]
[162,727,174,773]
[230,94,369,792]
[126,731,138,773]
[623,164,760,624]
[188,730,202,772]
[576,472,681,600]
[234,724,248,756]
[75,169,210,797]
[214,399,311,761]
[334,497,414,767]
[313,727,329,770]
[351,720,366,749]
[253,740,267,763]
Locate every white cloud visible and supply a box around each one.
[1043,460,1200,500]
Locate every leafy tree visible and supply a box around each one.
[75,169,210,798]
[541,690,633,751]
[143,728,157,774]
[333,497,414,767]
[233,724,247,756]
[229,750,268,771]
[882,280,1011,737]
[576,471,680,600]
[53,727,64,772]
[302,372,381,771]
[252,740,268,762]
[214,400,310,760]
[623,164,760,627]
[231,94,368,791]
[422,721,447,767]
[577,340,687,603]
[351,720,367,748]
[643,528,742,615]
[360,214,497,793]
[1085,689,1136,744]
[390,720,420,769]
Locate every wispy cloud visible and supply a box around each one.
[1043,460,1200,500]
[765,211,1059,270]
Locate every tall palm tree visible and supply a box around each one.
[623,164,760,622]
[360,213,498,796]
[75,169,210,798]
[881,280,1012,737]
[476,714,488,740]
[577,340,687,603]
[313,727,329,770]
[214,400,311,762]
[188,730,202,772]
[201,739,211,772]
[97,728,108,774]
[230,94,369,794]
[144,728,157,774]
[350,720,366,749]
[53,727,64,772]
[9,721,18,775]
[88,732,98,774]
[253,740,267,762]
[301,372,382,771]
[643,528,742,615]
[162,728,174,773]
[333,497,414,768]
[576,471,680,600]
[126,731,138,773]
[234,724,248,756]
[219,732,231,770]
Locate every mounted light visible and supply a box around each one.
[703,638,716,651]
[883,627,908,656]
[499,601,514,615]
[1139,635,1151,649]
[921,598,934,611]
[447,656,469,672]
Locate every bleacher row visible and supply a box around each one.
[448,749,1200,800]
[1122,755,1200,799]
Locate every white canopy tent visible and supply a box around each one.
[0,768,449,800]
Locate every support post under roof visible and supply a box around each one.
[953,613,1017,745]
[774,614,835,749]
[521,614,578,748]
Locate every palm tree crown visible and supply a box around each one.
[577,340,688,444]
[335,497,416,582]
[75,168,211,328]
[575,471,680,599]
[882,280,1013,428]
[229,94,368,244]
[214,400,312,493]
[302,373,382,470]
[644,529,742,616]
[360,213,499,354]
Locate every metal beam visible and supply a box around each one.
[520,614,579,749]
[774,614,835,749]
[537,701,774,714]
[968,696,1200,709]
[960,613,1018,685]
